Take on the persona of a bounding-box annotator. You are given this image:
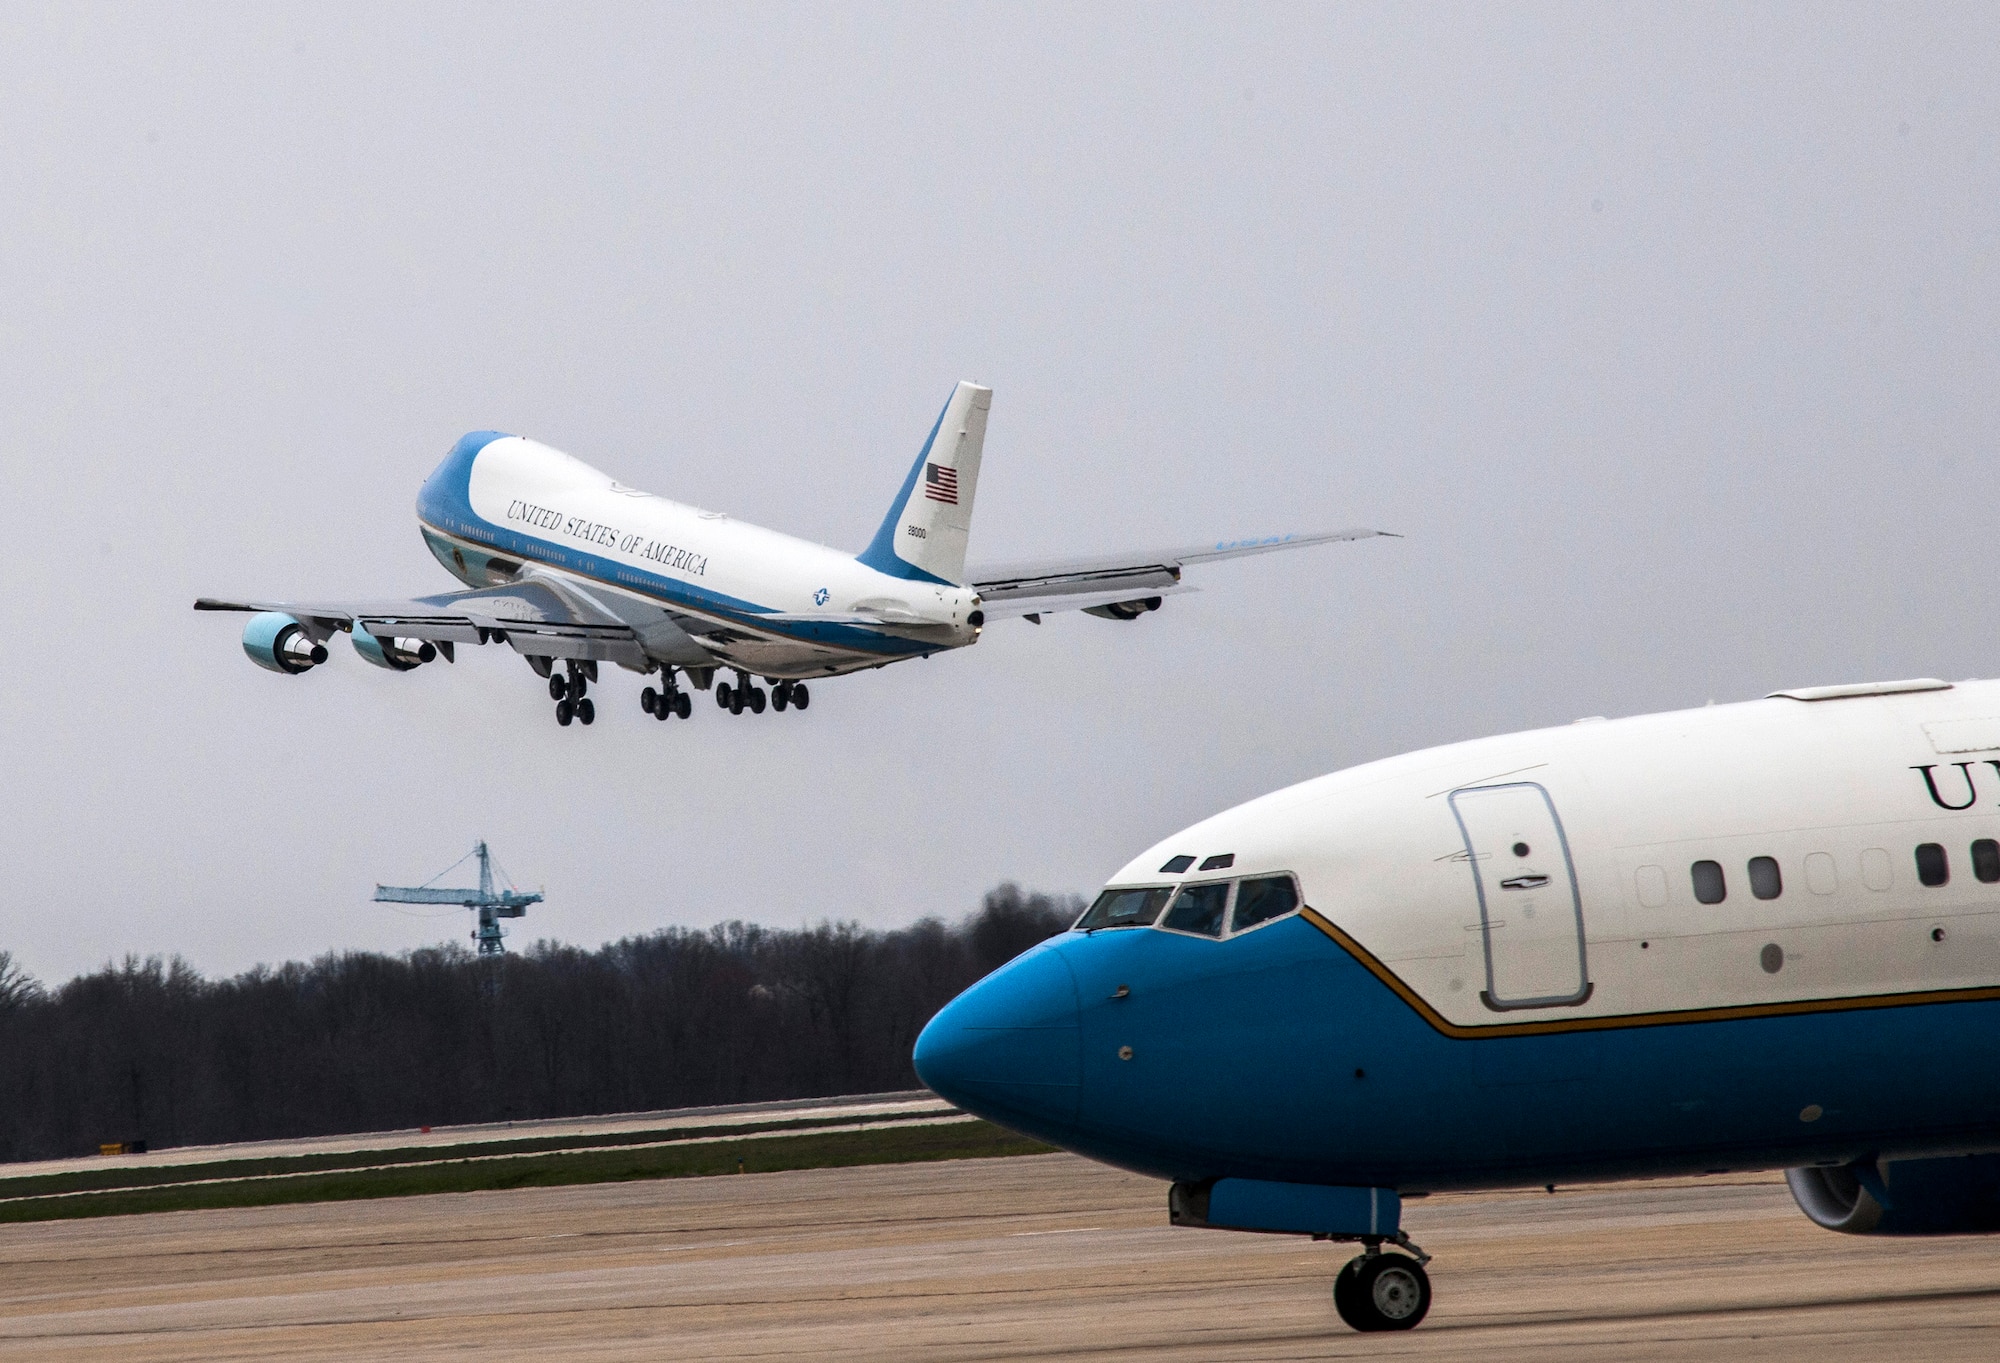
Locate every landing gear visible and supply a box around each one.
[717,671,769,716]
[552,662,593,727]
[771,680,811,711]
[1332,1238,1431,1332]
[641,671,693,722]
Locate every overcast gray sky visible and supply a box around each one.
[2,4,1996,983]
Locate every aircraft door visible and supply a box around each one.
[1447,782,1591,1010]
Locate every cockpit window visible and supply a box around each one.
[1230,876,1299,932]
[1076,886,1174,930]
[1158,855,1196,873]
[1160,882,1230,937]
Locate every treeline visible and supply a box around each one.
[0,885,1077,1163]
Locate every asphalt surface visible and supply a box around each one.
[2,1151,1997,1361]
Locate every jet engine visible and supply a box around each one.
[1083,595,1163,621]
[351,623,439,671]
[1787,1153,2000,1234]
[241,612,329,675]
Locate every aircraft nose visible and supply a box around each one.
[914,943,1081,1136]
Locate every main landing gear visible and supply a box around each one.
[1331,1234,1431,1332]
[548,661,596,727]
[640,670,694,722]
[714,671,809,716]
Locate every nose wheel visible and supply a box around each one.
[1332,1238,1431,1332]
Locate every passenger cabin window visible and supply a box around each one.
[1158,855,1196,874]
[1974,839,2000,884]
[1160,882,1230,937]
[1230,876,1299,932]
[1077,886,1173,930]
[1748,856,1782,900]
[1691,860,1727,905]
[1916,843,1950,887]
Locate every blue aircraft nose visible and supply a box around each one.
[914,942,1081,1138]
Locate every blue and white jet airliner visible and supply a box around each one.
[197,382,1385,725]
[915,675,2000,1331]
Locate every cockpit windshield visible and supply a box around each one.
[1159,882,1229,937]
[1076,886,1174,930]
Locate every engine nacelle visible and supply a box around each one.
[351,623,437,671]
[1084,595,1163,621]
[242,613,328,675]
[1787,1153,2000,1235]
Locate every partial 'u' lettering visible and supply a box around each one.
[1915,763,1979,811]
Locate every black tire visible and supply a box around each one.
[716,683,732,709]
[772,686,789,712]
[674,692,692,719]
[655,692,672,721]
[577,697,595,725]
[641,687,658,715]
[792,683,809,711]
[556,699,573,727]
[1336,1253,1429,1332]
[572,673,587,698]
[730,689,745,715]
[549,674,567,701]
[749,687,766,714]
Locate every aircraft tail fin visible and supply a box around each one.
[856,381,991,585]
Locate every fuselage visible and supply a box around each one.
[414,431,981,679]
[915,678,2000,1192]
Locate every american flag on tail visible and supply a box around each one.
[924,462,959,505]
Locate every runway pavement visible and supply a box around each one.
[2,1151,1997,1361]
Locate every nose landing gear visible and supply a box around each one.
[1332,1235,1431,1332]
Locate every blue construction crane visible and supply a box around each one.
[374,841,543,956]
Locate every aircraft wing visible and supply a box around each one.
[195,575,721,670]
[966,528,1394,620]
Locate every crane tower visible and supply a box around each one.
[374,841,543,956]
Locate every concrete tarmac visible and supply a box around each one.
[2,1152,1997,1361]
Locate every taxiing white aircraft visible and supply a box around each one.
[198,382,1387,725]
[917,673,2000,1331]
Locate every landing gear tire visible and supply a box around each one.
[716,682,733,710]
[791,683,809,711]
[641,686,658,715]
[748,686,766,714]
[1333,1252,1429,1332]
[549,674,568,701]
[576,697,595,725]
[673,691,691,719]
[772,684,789,712]
[556,699,574,726]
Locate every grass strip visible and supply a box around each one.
[0,1120,1054,1224]
[0,1106,951,1201]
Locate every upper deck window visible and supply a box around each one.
[1691,860,1727,905]
[1077,886,1173,930]
[1160,882,1230,937]
[1230,876,1299,932]
[1916,843,1950,887]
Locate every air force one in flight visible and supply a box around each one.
[915,675,2000,1331]
[196,382,1386,726]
